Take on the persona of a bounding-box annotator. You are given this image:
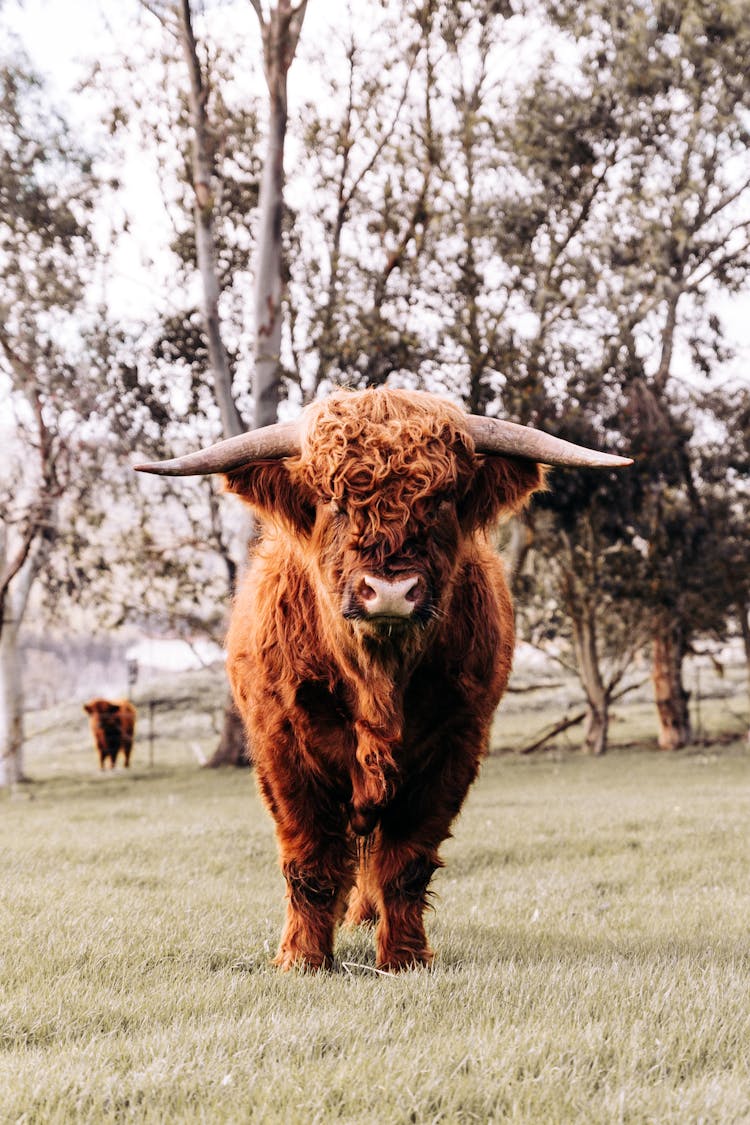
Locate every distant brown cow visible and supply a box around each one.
[83,699,136,769]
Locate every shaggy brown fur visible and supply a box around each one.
[225,388,544,970]
[83,699,136,769]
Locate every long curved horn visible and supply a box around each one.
[133,419,302,477]
[465,415,632,468]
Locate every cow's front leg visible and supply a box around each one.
[275,844,355,971]
[371,725,484,970]
[371,841,439,970]
[255,764,356,971]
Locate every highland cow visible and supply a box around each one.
[136,387,629,970]
[83,699,136,770]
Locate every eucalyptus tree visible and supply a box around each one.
[555,0,750,748]
[0,55,109,785]
[136,0,259,765]
[416,4,642,750]
[248,0,308,422]
[474,0,750,750]
[125,1,311,764]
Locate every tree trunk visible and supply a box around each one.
[253,3,305,427]
[581,700,608,757]
[252,0,308,423]
[505,514,534,593]
[253,88,284,427]
[0,621,26,787]
[738,600,750,742]
[201,3,308,770]
[0,544,43,788]
[179,0,245,440]
[569,601,610,755]
[652,617,691,749]
[177,0,252,766]
[206,690,250,768]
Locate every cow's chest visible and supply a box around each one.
[292,679,356,771]
[292,663,461,762]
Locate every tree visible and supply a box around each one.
[423,8,644,750]
[177,0,247,441]
[581,0,750,746]
[522,453,649,754]
[249,0,308,422]
[0,55,108,785]
[130,1,310,764]
[472,0,750,750]
[173,0,254,766]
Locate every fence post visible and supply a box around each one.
[149,699,155,768]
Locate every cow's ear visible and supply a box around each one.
[224,460,317,535]
[83,703,93,714]
[460,456,547,530]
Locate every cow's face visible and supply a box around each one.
[226,390,545,636]
[314,483,463,631]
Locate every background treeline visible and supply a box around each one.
[1,0,749,784]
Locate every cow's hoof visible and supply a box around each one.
[376,948,433,972]
[273,948,331,973]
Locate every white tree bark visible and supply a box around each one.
[0,544,44,788]
[251,0,308,427]
[0,620,25,787]
[178,0,245,439]
[253,91,285,426]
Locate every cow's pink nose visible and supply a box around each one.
[360,574,419,618]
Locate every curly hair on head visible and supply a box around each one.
[299,388,481,547]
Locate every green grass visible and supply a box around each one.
[1,684,749,1123]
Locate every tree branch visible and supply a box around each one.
[0,520,40,633]
[248,0,265,27]
[287,0,309,57]
[517,678,647,754]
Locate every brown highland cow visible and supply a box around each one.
[136,388,629,970]
[83,699,136,769]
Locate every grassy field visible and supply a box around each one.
[2,678,749,1123]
